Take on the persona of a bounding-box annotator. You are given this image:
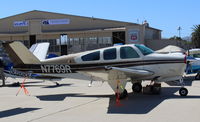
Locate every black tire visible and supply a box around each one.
[179,87,188,96]
[116,89,128,99]
[132,83,142,93]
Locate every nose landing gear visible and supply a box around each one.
[179,78,188,96]
[179,87,188,96]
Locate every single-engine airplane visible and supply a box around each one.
[2,41,187,98]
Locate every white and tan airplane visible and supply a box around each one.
[2,41,187,99]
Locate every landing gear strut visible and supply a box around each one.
[132,82,142,93]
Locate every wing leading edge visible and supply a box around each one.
[108,67,154,78]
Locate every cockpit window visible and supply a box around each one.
[135,44,154,55]
[81,51,100,61]
[103,48,116,60]
[191,54,200,58]
[120,46,140,59]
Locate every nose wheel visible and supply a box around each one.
[179,87,188,96]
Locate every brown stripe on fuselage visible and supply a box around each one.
[13,59,185,74]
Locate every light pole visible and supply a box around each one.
[177,26,182,38]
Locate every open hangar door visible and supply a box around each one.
[112,31,125,45]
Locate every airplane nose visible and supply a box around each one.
[170,53,186,63]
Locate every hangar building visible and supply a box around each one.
[0,10,161,55]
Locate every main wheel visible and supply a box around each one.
[116,89,128,99]
[132,83,142,93]
[179,87,188,96]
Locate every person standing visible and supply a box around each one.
[0,59,5,86]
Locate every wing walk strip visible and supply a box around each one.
[14,59,184,73]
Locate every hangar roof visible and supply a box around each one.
[0,10,161,35]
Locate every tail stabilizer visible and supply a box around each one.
[29,42,50,61]
[3,41,40,66]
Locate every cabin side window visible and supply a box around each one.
[81,51,100,61]
[103,48,117,60]
[120,46,140,59]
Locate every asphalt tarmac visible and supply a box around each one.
[1,74,200,122]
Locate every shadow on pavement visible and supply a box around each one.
[0,107,41,118]
[166,75,195,86]
[107,87,200,114]
[36,93,83,101]
[34,86,200,114]
[42,84,73,88]
[4,81,72,88]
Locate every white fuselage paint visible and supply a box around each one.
[73,45,186,83]
[40,64,72,73]
[41,45,186,83]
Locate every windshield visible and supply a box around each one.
[135,44,154,55]
[190,54,200,58]
[189,50,200,58]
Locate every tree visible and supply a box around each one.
[192,25,200,48]
[169,36,182,40]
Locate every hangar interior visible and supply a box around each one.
[0,10,161,55]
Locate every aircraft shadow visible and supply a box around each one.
[166,75,195,86]
[0,107,41,118]
[36,93,83,101]
[107,87,200,114]
[5,82,73,88]
[34,86,200,114]
[5,81,45,87]
[42,84,73,88]
[23,81,45,84]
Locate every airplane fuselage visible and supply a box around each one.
[32,44,186,83]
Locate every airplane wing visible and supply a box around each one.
[107,66,154,78]
[78,66,154,82]
[105,67,154,94]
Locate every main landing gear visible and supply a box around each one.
[132,82,142,93]
[132,81,161,94]
[131,79,188,96]
[114,78,188,100]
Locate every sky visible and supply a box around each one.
[0,0,199,38]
